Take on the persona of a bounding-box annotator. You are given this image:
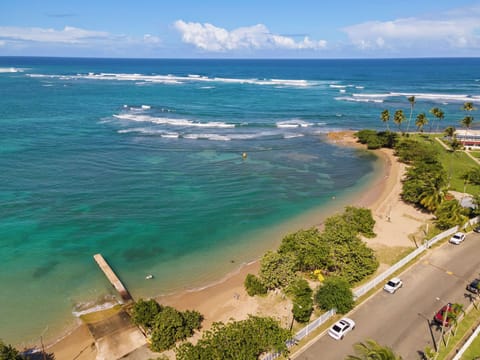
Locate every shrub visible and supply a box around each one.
[244,274,267,296]
[314,277,354,314]
[287,279,313,323]
[259,251,297,290]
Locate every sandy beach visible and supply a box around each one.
[45,130,432,359]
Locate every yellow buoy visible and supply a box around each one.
[242,152,247,159]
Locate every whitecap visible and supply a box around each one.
[28,72,315,87]
[114,113,235,128]
[0,67,24,73]
[72,301,118,317]
[284,133,304,139]
[276,119,312,128]
[183,133,231,141]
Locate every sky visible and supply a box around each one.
[1,0,480,58]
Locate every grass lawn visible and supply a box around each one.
[436,304,480,359]
[469,151,480,160]
[460,328,480,359]
[413,134,480,194]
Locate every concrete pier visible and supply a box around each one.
[93,254,133,302]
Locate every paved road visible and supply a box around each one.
[294,232,480,360]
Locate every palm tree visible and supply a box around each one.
[419,183,446,212]
[460,101,476,142]
[463,101,477,112]
[430,107,445,133]
[415,113,428,133]
[394,109,406,132]
[461,115,474,136]
[346,339,403,360]
[381,109,390,131]
[406,95,415,133]
[444,126,456,139]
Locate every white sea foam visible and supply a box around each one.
[276,120,312,128]
[72,301,118,317]
[183,133,231,141]
[350,92,480,103]
[141,105,151,109]
[114,113,235,128]
[284,133,304,139]
[0,67,24,73]
[339,89,346,93]
[26,72,315,87]
[335,96,384,103]
[330,84,347,89]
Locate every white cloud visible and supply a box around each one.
[343,5,480,51]
[174,20,326,52]
[0,26,161,49]
[0,26,111,44]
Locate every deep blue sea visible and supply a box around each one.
[0,57,479,345]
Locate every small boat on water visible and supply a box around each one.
[145,274,154,280]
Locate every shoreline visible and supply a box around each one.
[45,130,432,359]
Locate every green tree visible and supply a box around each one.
[314,277,354,314]
[287,278,313,323]
[418,182,446,212]
[406,95,416,133]
[0,340,25,360]
[430,107,445,132]
[394,109,406,132]
[346,339,403,360]
[435,200,468,230]
[150,306,202,352]
[444,126,456,138]
[415,113,428,133]
[131,299,162,331]
[244,273,267,296]
[381,110,390,131]
[342,206,376,238]
[460,116,474,137]
[460,101,476,141]
[259,251,297,290]
[176,316,292,360]
[278,228,330,272]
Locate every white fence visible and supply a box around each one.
[262,217,479,360]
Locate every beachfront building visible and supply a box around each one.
[455,129,480,149]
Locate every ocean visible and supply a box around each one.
[0,57,479,345]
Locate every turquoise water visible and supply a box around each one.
[0,58,479,344]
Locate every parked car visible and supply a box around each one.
[433,303,461,326]
[473,225,480,233]
[328,318,355,340]
[467,279,480,294]
[449,232,466,245]
[383,277,403,294]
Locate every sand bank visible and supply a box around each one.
[47,130,432,359]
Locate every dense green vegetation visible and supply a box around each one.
[0,340,24,360]
[255,206,378,290]
[130,299,203,352]
[244,274,267,297]
[286,278,314,323]
[243,206,377,330]
[314,277,354,314]
[175,316,291,360]
[355,127,479,231]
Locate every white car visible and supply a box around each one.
[449,232,466,245]
[328,317,355,340]
[383,277,403,294]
